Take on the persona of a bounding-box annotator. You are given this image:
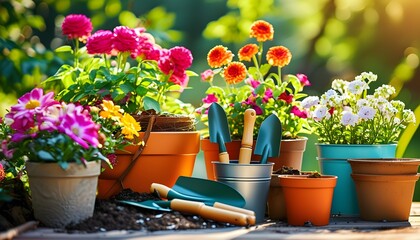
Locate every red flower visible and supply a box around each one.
[86,30,113,55]
[278,92,293,104]
[112,26,139,53]
[62,14,92,40]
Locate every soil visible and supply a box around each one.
[0,188,237,234]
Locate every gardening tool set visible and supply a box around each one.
[120,102,282,225]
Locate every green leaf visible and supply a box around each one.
[55,45,73,53]
[143,96,161,112]
[120,82,135,94]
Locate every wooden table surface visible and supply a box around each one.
[10,202,420,240]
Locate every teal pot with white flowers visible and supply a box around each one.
[316,143,397,217]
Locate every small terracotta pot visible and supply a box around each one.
[348,158,420,175]
[201,137,307,180]
[352,173,420,221]
[97,131,200,199]
[279,175,337,226]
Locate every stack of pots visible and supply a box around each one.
[348,158,420,221]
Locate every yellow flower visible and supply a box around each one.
[120,113,141,140]
[100,100,123,120]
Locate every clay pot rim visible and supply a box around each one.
[278,175,337,188]
[348,158,420,163]
[351,173,420,181]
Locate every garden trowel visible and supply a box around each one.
[254,114,282,164]
[238,108,257,164]
[118,198,254,226]
[208,102,231,163]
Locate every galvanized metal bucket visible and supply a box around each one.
[212,161,274,223]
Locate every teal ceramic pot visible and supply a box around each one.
[316,143,397,217]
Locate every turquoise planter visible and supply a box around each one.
[316,144,397,217]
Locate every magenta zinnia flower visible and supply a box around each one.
[86,30,113,55]
[112,26,139,53]
[62,14,93,40]
[297,73,311,86]
[291,106,308,118]
[202,94,218,104]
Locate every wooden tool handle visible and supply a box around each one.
[150,183,170,198]
[213,202,256,225]
[170,199,250,226]
[219,152,230,163]
[239,109,256,164]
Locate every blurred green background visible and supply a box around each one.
[1,0,420,199]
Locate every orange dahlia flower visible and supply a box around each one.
[207,45,233,68]
[223,62,247,84]
[250,20,274,42]
[238,44,259,61]
[266,46,292,67]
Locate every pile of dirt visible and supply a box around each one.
[65,189,234,233]
[1,188,236,233]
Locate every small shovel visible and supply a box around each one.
[151,183,254,217]
[238,108,257,164]
[208,102,232,163]
[118,198,255,226]
[254,114,282,164]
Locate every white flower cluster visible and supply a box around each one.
[302,72,416,144]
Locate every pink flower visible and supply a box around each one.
[112,26,139,53]
[58,104,100,149]
[0,163,4,182]
[158,46,193,89]
[62,14,93,40]
[263,89,273,103]
[246,78,260,89]
[1,140,15,159]
[278,92,293,104]
[243,97,263,115]
[9,88,59,120]
[297,73,311,86]
[201,69,214,82]
[291,106,308,118]
[169,46,193,69]
[86,30,113,55]
[202,94,218,104]
[132,32,161,61]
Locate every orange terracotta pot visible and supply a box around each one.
[348,158,420,175]
[352,173,420,221]
[279,175,337,226]
[97,131,200,199]
[267,174,286,220]
[201,137,307,180]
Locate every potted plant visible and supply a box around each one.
[0,88,113,228]
[302,71,417,217]
[196,20,311,180]
[42,14,200,198]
